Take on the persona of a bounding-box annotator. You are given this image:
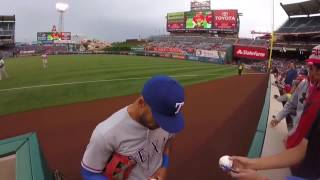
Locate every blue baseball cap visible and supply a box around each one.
[142,75,185,133]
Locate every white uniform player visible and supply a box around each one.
[0,57,8,80]
[82,107,173,179]
[81,76,185,180]
[41,53,48,68]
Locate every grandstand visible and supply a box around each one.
[277,16,320,34]
[143,1,271,63]
[274,0,320,53]
[146,35,268,54]
[146,35,234,56]
[0,15,15,57]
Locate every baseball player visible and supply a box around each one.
[0,56,8,80]
[81,75,185,180]
[41,53,48,69]
[238,63,244,76]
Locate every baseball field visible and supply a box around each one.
[0,55,237,116]
[0,55,268,180]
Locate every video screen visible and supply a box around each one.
[37,32,71,42]
[185,11,212,29]
[167,12,185,30]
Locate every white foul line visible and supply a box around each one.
[0,72,266,93]
[0,74,222,93]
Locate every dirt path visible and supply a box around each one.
[0,74,267,180]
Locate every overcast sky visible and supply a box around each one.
[0,0,307,42]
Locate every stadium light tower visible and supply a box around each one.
[55,1,69,32]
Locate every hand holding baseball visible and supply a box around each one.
[270,115,280,128]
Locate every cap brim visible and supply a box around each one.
[152,110,184,134]
[306,58,320,64]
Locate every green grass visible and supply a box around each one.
[0,55,237,116]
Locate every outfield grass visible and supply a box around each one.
[0,55,237,116]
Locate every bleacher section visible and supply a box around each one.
[277,16,320,34]
[147,35,268,55]
[280,0,320,17]
[0,15,15,45]
[273,0,320,53]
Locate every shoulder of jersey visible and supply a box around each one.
[95,108,128,135]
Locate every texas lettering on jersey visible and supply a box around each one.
[130,136,167,164]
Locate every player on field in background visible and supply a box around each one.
[41,52,48,69]
[0,56,9,80]
[238,63,244,76]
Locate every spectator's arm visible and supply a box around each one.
[252,139,307,170]
[275,81,302,121]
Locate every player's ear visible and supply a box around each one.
[137,96,146,108]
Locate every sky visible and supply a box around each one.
[0,0,307,42]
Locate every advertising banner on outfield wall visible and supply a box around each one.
[195,49,226,59]
[172,54,186,60]
[152,47,184,54]
[159,53,172,58]
[187,55,199,61]
[198,57,224,64]
[233,46,268,60]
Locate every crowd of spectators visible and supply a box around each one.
[230,45,320,180]
[15,44,68,55]
[145,35,268,56]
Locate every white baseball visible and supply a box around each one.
[219,155,233,171]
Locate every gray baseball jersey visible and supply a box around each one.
[81,107,173,180]
[276,79,309,135]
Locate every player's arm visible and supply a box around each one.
[276,82,302,120]
[149,136,175,180]
[162,136,175,168]
[81,129,114,180]
[81,167,108,180]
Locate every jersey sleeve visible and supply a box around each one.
[82,128,115,173]
[276,86,300,121]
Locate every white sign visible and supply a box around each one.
[196,49,225,59]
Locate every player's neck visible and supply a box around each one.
[127,104,140,123]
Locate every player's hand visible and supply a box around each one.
[230,156,256,170]
[149,167,167,180]
[230,168,267,180]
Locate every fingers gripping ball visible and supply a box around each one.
[104,153,136,180]
[219,155,233,172]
